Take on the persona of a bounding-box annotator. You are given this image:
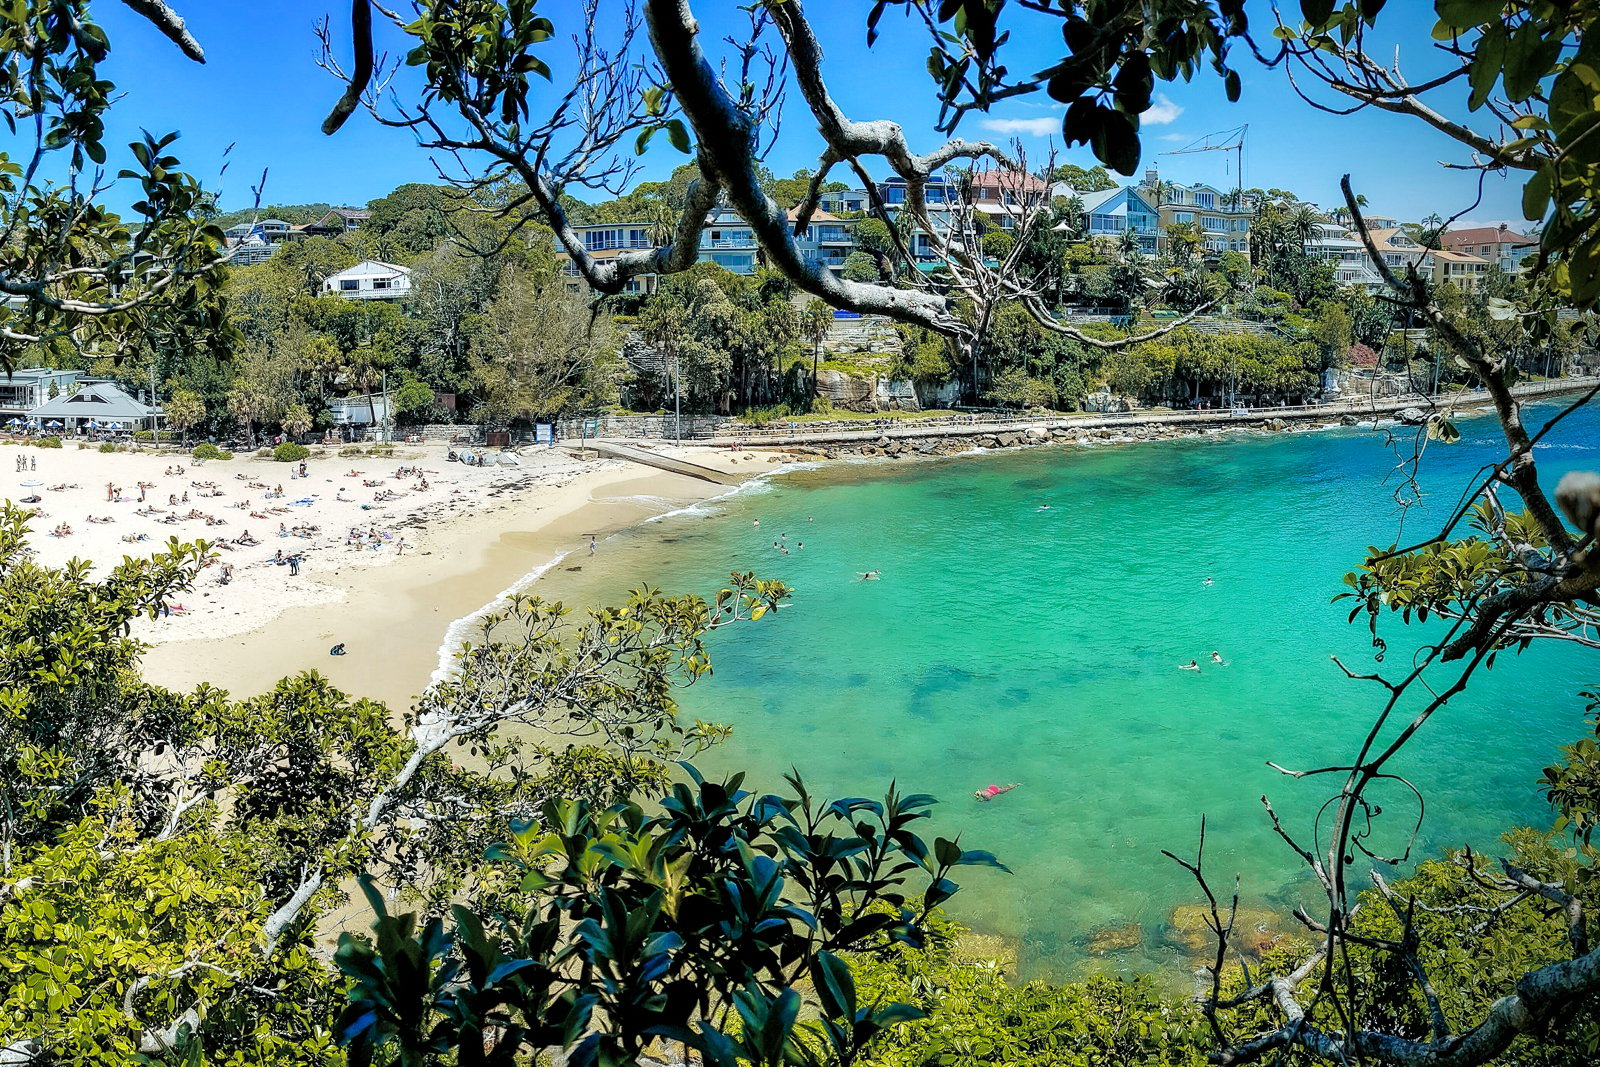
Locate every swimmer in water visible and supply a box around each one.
[1211,651,1226,665]
[1203,576,1214,586]
[856,569,881,581]
[975,783,1020,802]
[1180,660,1201,671]
[1037,504,1051,511]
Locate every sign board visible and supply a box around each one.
[832,310,862,319]
[584,419,600,437]
[535,423,554,445]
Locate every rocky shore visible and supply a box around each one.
[772,411,1366,462]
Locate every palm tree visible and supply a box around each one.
[802,299,832,402]
[1287,204,1322,251]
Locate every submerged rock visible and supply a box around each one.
[1087,922,1143,956]
[1167,903,1289,965]
[1398,406,1427,425]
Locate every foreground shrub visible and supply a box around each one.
[97,442,118,454]
[273,442,310,463]
[34,436,62,449]
[133,429,182,443]
[850,911,1209,1067]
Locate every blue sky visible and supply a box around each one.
[90,1,1527,228]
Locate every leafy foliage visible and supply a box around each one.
[338,768,1006,1067]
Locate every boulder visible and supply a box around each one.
[1024,426,1049,441]
[1087,922,1143,956]
[1167,904,1289,965]
[998,432,1022,448]
[1340,414,1359,426]
[1398,406,1427,425]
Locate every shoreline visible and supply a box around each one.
[137,447,776,710]
[134,389,1573,708]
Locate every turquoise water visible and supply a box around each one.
[531,404,1599,978]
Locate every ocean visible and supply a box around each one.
[527,401,1599,979]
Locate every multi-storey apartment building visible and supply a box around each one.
[1136,170,1256,258]
[555,205,857,289]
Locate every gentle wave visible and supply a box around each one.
[428,461,820,683]
[427,551,572,687]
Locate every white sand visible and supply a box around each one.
[0,439,626,644]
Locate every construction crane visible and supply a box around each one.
[1162,124,1247,200]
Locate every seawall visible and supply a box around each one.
[675,377,1599,455]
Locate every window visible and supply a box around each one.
[1174,211,1194,223]
[1195,192,1215,208]
[1203,216,1225,231]
[340,279,359,291]
[372,279,390,290]
[709,252,754,273]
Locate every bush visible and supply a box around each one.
[97,442,119,454]
[272,442,310,463]
[133,430,182,443]
[738,404,793,427]
[339,445,365,457]
[191,442,232,462]
[34,436,62,449]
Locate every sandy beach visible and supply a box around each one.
[0,438,778,711]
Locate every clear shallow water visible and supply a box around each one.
[531,405,1599,979]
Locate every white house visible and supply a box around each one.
[26,380,162,432]
[330,392,391,426]
[323,260,414,300]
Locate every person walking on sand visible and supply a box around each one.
[106,482,115,503]
[289,554,301,576]
[589,533,597,555]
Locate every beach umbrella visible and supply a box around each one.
[45,420,60,428]
[5,418,18,426]
[87,420,99,429]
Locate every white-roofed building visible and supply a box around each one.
[323,260,414,300]
[26,380,162,432]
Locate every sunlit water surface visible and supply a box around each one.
[527,403,1599,978]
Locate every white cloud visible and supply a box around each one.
[1159,132,1188,143]
[1144,94,1183,126]
[977,116,1060,137]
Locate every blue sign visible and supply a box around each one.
[832,310,862,319]
[535,424,554,445]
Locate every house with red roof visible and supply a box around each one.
[1439,224,1537,275]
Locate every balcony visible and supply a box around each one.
[582,238,655,252]
[703,237,757,249]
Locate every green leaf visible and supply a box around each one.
[666,119,692,154]
[1301,0,1336,26]
[1434,0,1505,29]
[1522,167,1551,222]
[809,952,855,1020]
